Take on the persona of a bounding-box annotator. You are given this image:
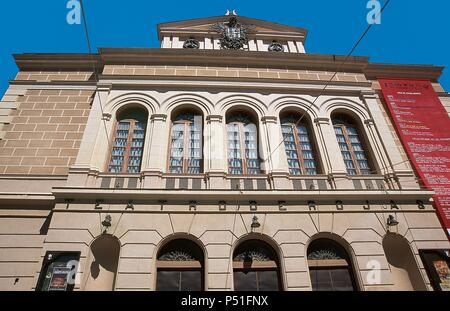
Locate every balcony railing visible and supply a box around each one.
[77,172,391,191]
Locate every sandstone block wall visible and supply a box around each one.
[0,88,94,175]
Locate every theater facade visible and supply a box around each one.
[0,14,449,291]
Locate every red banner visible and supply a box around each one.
[379,79,450,236]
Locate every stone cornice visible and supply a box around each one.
[365,63,444,82]
[98,48,369,72]
[97,76,373,96]
[14,53,100,71]
[51,187,434,202]
[8,80,97,88]
[0,193,55,206]
[13,49,445,83]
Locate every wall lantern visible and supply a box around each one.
[336,200,344,211]
[308,200,316,211]
[101,215,112,234]
[251,216,261,230]
[250,201,257,211]
[387,214,399,227]
[363,200,371,210]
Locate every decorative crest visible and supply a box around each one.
[183,37,200,49]
[211,16,253,50]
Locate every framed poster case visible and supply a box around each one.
[36,251,81,291]
[419,249,450,291]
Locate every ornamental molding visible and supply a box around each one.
[261,116,278,124]
[159,250,196,261]
[234,249,272,262]
[307,249,343,260]
[102,113,112,121]
[151,114,167,122]
[206,115,223,123]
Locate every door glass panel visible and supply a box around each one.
[257,270,279,291]
[310,267,355,291]
[233,271,257,291]
[180,270,202,291]
[156,270,180,291]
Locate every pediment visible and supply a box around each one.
[157,16,307,41]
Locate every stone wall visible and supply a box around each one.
[0,209,49,291]
[15,71,93,82]
[0,89,94,175]
[37,202,449,291]
[102,65,368,83]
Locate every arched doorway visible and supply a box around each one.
[156,238,204,291]
[84,235,120,291]
[383,233,426,291]
[233,239,282,291]
[307,238,357,291]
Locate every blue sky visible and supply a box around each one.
[0,0,448,96]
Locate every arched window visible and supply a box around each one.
[84,235,120,291]
[168,111,203,174]
[308,239,357,291]
[332,114,371,175]
[108,107,148,173]
[233,240,281,291]
[227,113,261,175]
[281,115,318,175]
[156,239,204,291]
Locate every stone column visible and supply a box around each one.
[262,116,290,189]
[314,117,351,189]
[295,41,306,53]
[68,84,111,186]
[360,91,418,189]
[143,114,168,188]
[205,115,227,189]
